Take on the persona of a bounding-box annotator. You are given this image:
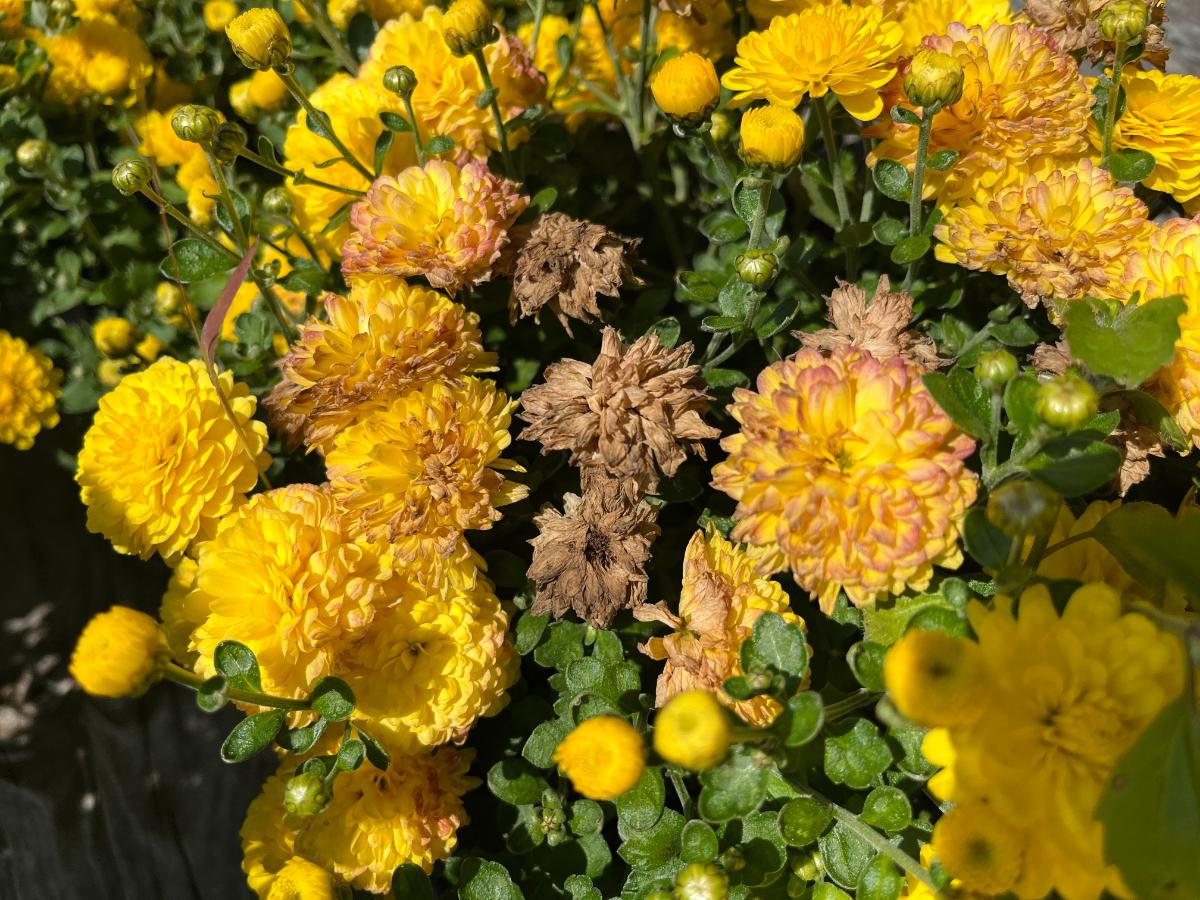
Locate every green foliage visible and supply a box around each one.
[1063,295,1185,388]
[220,709,286,763]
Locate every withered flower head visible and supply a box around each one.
[518,327,720,493]
[796,276,940,369]
[1023,0,1169,70]
[1031,339,1074,376]
[528,479,660,626]
[504,212,641,335]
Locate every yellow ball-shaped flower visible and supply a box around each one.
[93,317,136,357]
[738,104,805,170]
[0,329,61,450]
[554,716,646,800]
[654,690,731,771]
[76,358,269,562]
[651,52,720,123]
[39,18,153,106]
[931,804,1026,896]
[203,0,238,32]
[226,7,292,70]
[884,628,983,727]
[69,605,169,698]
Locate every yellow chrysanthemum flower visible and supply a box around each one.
[916,583,1184,899]
[739,104,806,170]
[203,0,238,32]
[885,0,1011,53]
[93,317,136,357]
[327,376,528,545]
[0,329,61,450]
[604,0,736,63]
[159,555,200,667]
[1086,69,1200,205]
[74,0,140,27]
[637,528,806,726]
[340,159,528,293]
[183,484,404,701]
[712,347,978,613]
[39,17,153,105]
[69,605,169,698]
[266,275,497,453]
[519,12,613,128]
[869,22,1093,207]
[75,358,269,562]
[722,5,903,120]
[933,158,1150,312]
[1125,216,1200,447]
[884,628,983,726]
[226,7,292,70]
[554,716,646,800]
[230,69,290,120]
[653,690,731,771]
[265,857,334,900]
[651,51,720,123]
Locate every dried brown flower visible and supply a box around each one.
[795,276,940,369]
[518,326,720,493]
[528,479,660,626]
[1031,340,1073,376]
[1113,421,1165,494]
[1022,0,1169,70]
[503,212,641,335]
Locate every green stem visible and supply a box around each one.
[1039,530,1095,562]
[823,690,881,723]
[983,431,1049,489]
[237,148,365,197]
[142,187,238,259]
[747,177,772,249]
[294,0,360,75]
[531,0,547,55]
[813,97,856,279]
[982,390,1002,472]
[402,93,428,166]
[904,107,935,289]
[164,664,310,710]
[668,770,694,819]
[1101,39,1127,163]
[634,0,652,132]
[471,48,514,177]
[703,131,737,198]
[278,70,375,182]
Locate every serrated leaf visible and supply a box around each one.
[697,750,768,822]
[524,719,571,768]
[458,859,524,900]
[220,710,286,763]
[740,612,808,681]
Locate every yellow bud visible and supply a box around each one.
[1099,0,1149,43]
[442,0,496,56]
[266,857,335,900]
[904,49,964,109]
[553,716,646,800]
[739,105,805,171]
[202,0,238,32]
[93,317,137,357]
[884,628,983,727]
[226,7,292,71]
[97,358,126,387]
[651,52,720,124]
[653,690,731,772]
[69,606,169,698]
[155,282,185,316]
[135,333,165,363]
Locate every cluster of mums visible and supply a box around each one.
[0,0,1193,897]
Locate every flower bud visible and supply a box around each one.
[739,104,805,171]
[975,348,1017,390]
[136,334,165,363]
[903,49,964,108]
[263,186,293,216]
[226,7,292,71]
[16,138,51,171]
[1099,0,1148,43]
[69,606,168,697]
[653,690,731,772]
[212,121,248,163]
[442,0,497,56]
[283,771,333,817]
[674,862,729,900]
[111,158,152,196]
[97,358,126,387]
[202,0,238,32]
[49,0,73,19]
[1035,373,1098,430]
[651,52,720,125]
[383,64,418,98]
[171,104,221,143]
[986,479,1060,538]
[155,282,185,315]
[735,249,779,289]
[93,317,137,358]
[790,848,823,882]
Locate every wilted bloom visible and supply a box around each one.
[341,160,528,293]
[226,7,292,70]
[69,606,169,698]
[712,347,978,612]
[651,51,720,123]
[797,277,939,369]
[738,105,805,170]
[554,716,646,800]
[0,330,61,450]
[904,48,963,108]
[1023,0,1168,69]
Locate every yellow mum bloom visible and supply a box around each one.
[265,857,334,900]
[885,0,1011,53]
[74,0,140,27]
[1125,216,1200,447]
[266,276,497,453]
[712,347,978,613]
[76,358,269,562]
[1087,69,1200,206]
[69,605,169,698]
[240,772,310,898]
[159,556,200,667]
[203,0,238,32]
[721,5,903,120]
[653,690,731,771]
[651,52,720,123]
[739,104,806,170]
[868,22,1093,207]
[554,716,646,800]
[637,528,805,726]
[340,159,528,293]
[519,12,614,128]
[884,628,983,727]
[40,18,153,106]
[230,69,290,120]
[327,377,528,544]
[0,330,61,450]
[931,804,1027,897]
[933,158,1150,312]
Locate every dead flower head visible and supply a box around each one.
[796,276,940,369]
[528,479,660,627]
[504,212,641,335]
[1023,0,1169,70]
[518,326,720,493]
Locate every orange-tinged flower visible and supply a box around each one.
[886,0,1011,52]
[721,5,903,120]
[341,159,527,293]
[712,347,977,612]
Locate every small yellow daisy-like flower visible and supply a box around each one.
[39,18,153,106]
[340,159,528,293]
[868,22,1092,207]
[651,52,720,123]
[264,857,334,900]
[934,158,1150,312]
[931,804,1026,896]
[712,347,978,613]
[203,0,238,32]
[883,628,983,727]
[69,606,169,698]
[265,275,497,453]
[327,377,528,545]
[739,105,806,170]
[721,5,903,120]
[554,716,646,800]
[226,7,292,70]
[653,690,731,771]
[75,358,269,562]
[92,317,136,357]
[0,330,61,450]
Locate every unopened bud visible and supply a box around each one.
[49,0,73,18]
[111,158,152,196]
[171,104,221,143]
[1035,373,1098,430]
[975,348,1018,390]
[16,138,51,170]
[739,104,805,171]
[283,771,332,817]
[212,121,247,163]
[651,52,720,125]
[441,0,497,56]
[675,862,729,900]
[1099,0,1149,43]
[226,7,293,71]
[986,479,1060,538]
[735,249,779,289]
[904,49,964,109]
[709,110,733,143]
[155,282,185,315]
[263,186,293,216]
[790,847,823,882]
[383,65,418,97]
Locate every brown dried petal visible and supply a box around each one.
[1031,340,1074,376]
[1023,0,1169,70]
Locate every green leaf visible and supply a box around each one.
[424,135,455,155]
[220,710,286,763]
[890,106,921,126]
[530,186,557,212]
[570,799,605,836]
[681,819,720,863]
[647,316,681,348]
[304,107,335,141]
[1063,295,1185,388]
[813,884,853,900]
[717,278,753,318]
[310,676,355,721]
[276,717,328,755]
[1003,373,1041,452]
[372,129,394,175]
[739,809,789,886]
[836,221,875,249]
[699,210,748,244]
[213,641,261,692]
[1090,501,1200,599]
[356,723,390,770]
[698,749,769,822]
[962,507,1013,568]
[863,592,954,646]
[488,758,549,806]
[856,854,904,900]
[617,765,665,833]
[824,719,893,790]
[476,86,499,109]
[819,820,876,890]
[523,719,570,768]
[379,111,412,132]
[704,367,751,389]
[617,807,685,872]
[990,318,1039,347]
[780,797,832,846]
[1107,147,1156,183]
[925,149,959,171]
[161,238,235,283]
[514,612,549,655]
[392,862,435,900]
[740,612,809,682]
[890,234,930,265]
[848,642,886,692]
[872,159,912,202]
[278,257,327,296]
[859,787,912,832]
[335,738,366,772]
[782,692,825,747]
[196,675,228,712]
[872,217,905,247]
[1110,389,1190,452]
[458,859,524,900]
[1027,436,1121,497]
[533,622,587,670]
[320,199,354,236]
[1097,696,1200,899]
[564,874,602,900]
[922,366,991,439]
[1091,79,1126,131]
